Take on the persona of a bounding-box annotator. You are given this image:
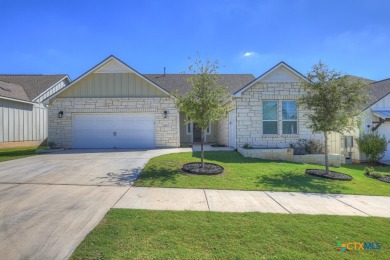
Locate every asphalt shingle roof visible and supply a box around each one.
[0,80,30,101]
[366,78,390,108]
[144,74,255,95]
[0,74,67,101]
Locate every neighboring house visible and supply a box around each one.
[329,78,390,164]
[0,74,70,147]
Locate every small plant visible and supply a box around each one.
[306,139,325,154]
[364,166,375,175]
[243,143,253,149]
[290,139,325,155]
[48,141,57,149]
[356,132,388,164]
[364,167,384,179]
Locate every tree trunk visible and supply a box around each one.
[324,132,329,174]
[201,129,204,169]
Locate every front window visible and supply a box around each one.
[263,101,278,134]
[282,101,297,134]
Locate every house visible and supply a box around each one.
[0,74,70,148]
[44,55,325,150]
[329,78,390,164]
[44,55,253,149]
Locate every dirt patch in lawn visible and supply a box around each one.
[305,169,352,181]
[182,162,224,175]
[364,173,390,183]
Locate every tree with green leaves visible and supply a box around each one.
[299,62,368,174]
[356,132,388,164]
[174,56,230,168]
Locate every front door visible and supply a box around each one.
[228,110,236,148]
[193,123,202,142]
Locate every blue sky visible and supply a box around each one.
[1,0,390,80]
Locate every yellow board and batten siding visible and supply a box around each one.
[58,73,166,98]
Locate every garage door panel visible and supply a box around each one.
[73,114,155,149]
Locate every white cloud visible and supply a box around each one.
[243,52,256,57]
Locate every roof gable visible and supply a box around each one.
[44,55,170,103]
[94,59,136,74]
[233,62,307,97]
[261,66,301,82]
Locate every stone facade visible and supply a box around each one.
[236,82,323,148]
[48,97,179,148]
[238,148,341,167]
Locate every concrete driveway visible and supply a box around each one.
[0,148,189,260]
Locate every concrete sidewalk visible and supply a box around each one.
[114,187,390,218]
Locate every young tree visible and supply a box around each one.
[356,132,388,164]
[299,62,368,174]
[174,56,230,168]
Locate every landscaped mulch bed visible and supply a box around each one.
[364,173,390,183]
[182,162,224,175]
[305,169,352,181]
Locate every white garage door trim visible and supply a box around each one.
[72,113,155,149]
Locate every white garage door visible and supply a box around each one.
[73,114,155,149]
[378,122,390,161]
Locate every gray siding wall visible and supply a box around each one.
[179,112,192,144]
[58,73,165,98]
[0,99,47,142]
[217,115,229,146]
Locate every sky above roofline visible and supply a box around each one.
[1,0,389,81]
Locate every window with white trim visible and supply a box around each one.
[262,101,278,134]
[282,101,297,134]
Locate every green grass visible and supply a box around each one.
[71,209,389,259]
[135,151,390,196]
[0,147,40,162]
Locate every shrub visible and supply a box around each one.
[306,139,325,154]
[243,143,251,149]
[364,166,375,175]
[356,132,388,164]
[364,167,383,179]
[290,139,325,155]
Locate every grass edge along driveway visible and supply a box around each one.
[0,146,40,162]
[71,209,389,259]
[134,151,390,196]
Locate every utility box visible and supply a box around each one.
[344,157,353,164]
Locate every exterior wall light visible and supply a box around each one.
[58,111,64,118]
[163,110,168,118]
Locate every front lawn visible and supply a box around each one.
[135,151,390,196]
[0,147,39,162]
[71,209,389,259]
